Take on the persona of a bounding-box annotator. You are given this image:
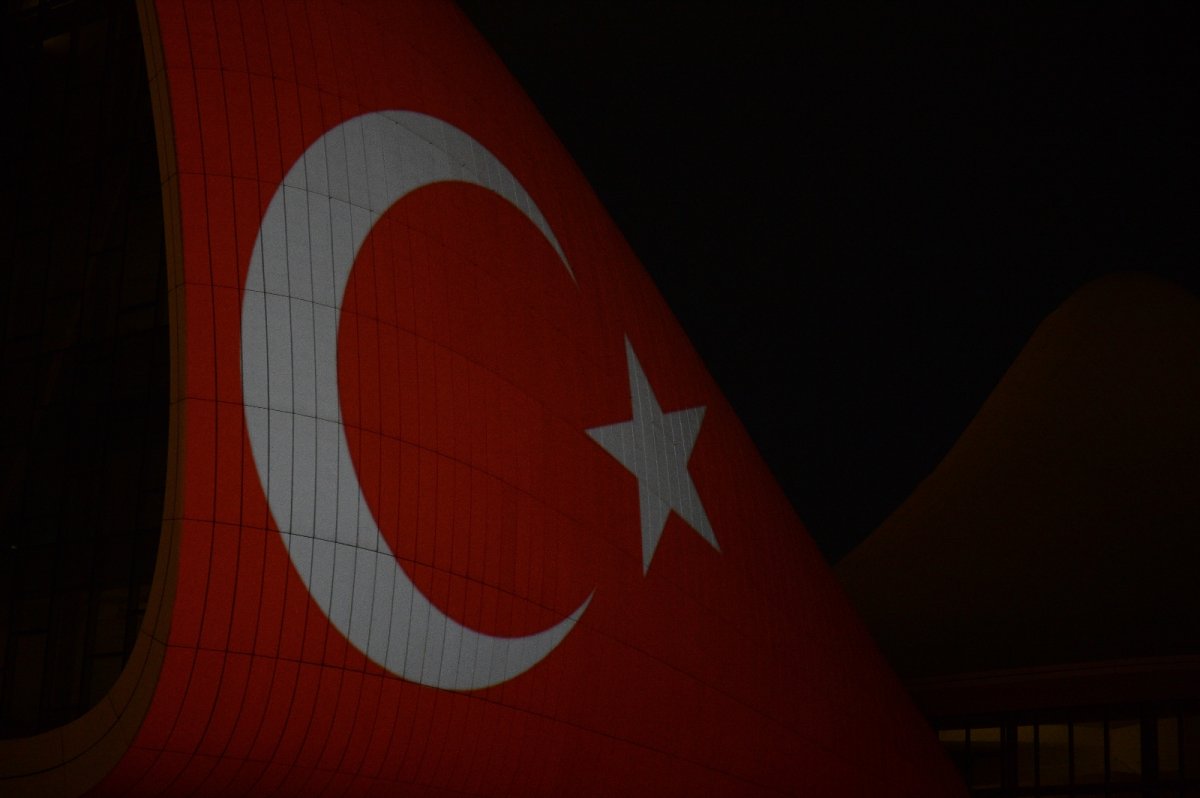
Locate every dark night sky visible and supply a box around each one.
[456,3,1198,563]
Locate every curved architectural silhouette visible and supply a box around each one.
[839,274,1200,793]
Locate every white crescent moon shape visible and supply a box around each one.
[240,111,592,691]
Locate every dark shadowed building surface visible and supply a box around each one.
[0,0,168,737]
[839,275,1200,794]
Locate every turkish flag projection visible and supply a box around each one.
[81,1,964,795]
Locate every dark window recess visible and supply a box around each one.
[0,0,167,738]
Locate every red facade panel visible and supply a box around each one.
[0,1,963,795]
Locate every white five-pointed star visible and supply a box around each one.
[587,338,720,573]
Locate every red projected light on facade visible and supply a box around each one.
[0,2,964,796]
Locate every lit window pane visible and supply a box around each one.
[970,727,1002,789]
[1073,721,1105,785]
[1109,719,1141,781]
[1039,723,1070,786]
[1017,725,1035,787]
[938,729,967,778]
[938,728,966,744]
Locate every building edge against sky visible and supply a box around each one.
[838,273,1200,795]
[0,1,964,795]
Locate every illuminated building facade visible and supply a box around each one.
[0,1,962,795]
